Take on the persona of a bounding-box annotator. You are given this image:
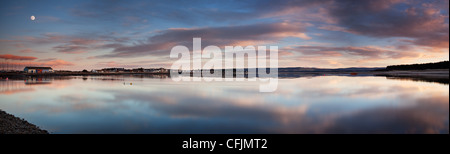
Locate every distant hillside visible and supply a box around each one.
[386,61,449,71]
[218,67,383,72]
[277,67,383,72]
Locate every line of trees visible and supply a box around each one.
[386,61,449,70]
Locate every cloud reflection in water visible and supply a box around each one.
[0,75,448,133]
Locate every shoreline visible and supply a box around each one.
[372,69,449,78]
[0,110,49,134]
[0,72,170,77]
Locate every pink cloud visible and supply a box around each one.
[2,59,74,69]
[0,54,37,61]
[70,38,100,45]
[43,59,75,66]
[94,61,146,68]
[318,25,355,34]
[5,34,104,54]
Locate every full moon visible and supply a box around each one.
[31,15,35,21]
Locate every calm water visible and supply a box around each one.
[0,75,448,134]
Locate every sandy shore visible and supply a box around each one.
[0,110,49,134]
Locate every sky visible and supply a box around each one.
[0,0,448,70]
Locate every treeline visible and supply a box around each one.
[386,61,449,70]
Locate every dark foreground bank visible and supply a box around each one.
[0,110,49,134]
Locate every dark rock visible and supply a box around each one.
[0,110,49,134]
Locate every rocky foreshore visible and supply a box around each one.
[0,110,49,134]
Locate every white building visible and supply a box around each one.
[24,67,53,73]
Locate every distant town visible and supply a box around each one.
[1,67,169,74]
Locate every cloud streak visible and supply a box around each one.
[0,59,74,69]
[96,22,310,58]
[284,45,421,60]
[0,54,37,61]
